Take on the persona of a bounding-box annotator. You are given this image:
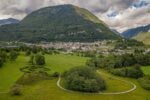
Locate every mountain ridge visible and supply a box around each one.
[0,4,120,43]
[0,18,19,26]
[122,24,150,38]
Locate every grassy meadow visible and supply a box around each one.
[142,66,150,75]
[0,54,29,91]
[45,54,88,73]
[0,53,150,100]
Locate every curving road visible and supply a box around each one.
[57,71,137,95]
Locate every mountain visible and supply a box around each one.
[0,5,120,43]
[0,18,19,26]
[122,24,150,38]
[133,32,150,45]
[111,29,121,35]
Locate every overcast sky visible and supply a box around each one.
[0,0,150,32]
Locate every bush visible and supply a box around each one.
[87,53,150,69]
[138,75,150,90]
[10,84,22,95]
[0,51,7,67]
[52,72,60,77]
[26,50,31,56]
[35,54,45,65]
[17,72,50,85]
[9,51,19,61]
[0,57,4,67]
[110,66,144,79]
[63,67,106,92]
[86,57,101,68]
[127,66,144,79]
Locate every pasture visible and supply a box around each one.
[142,66,150,75]
[0,53,150,100]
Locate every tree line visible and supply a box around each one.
[87,53,150,69]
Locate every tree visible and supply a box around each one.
[111,66,144,79]
[127,66,144,79]
[9,51,19,61]
[0,57,3,67]
[138,75,150,90]
[26,50,31,56]
[29,55,34,65]
[0,51,7,67]
[87,53,150,69]
[35,54,45,65]
[64,67,106,92]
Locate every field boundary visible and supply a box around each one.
[57,71,137,95]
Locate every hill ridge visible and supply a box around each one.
[0,5,120,43]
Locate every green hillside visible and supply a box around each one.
[0,5,120,43]
[133,32,150,45]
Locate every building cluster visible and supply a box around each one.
[36,41,113,52]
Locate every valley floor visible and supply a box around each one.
[0,53,149,100]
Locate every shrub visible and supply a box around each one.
[52,72,60,77]
[63,67,106,92]
[126,66,144,79]
[35,54,45,65]
[16,72,50,85]
[110,66,144,79]
[26,50,31,56]
[9,51,19,61]
[87,53,150,69]
[0,51,7,67]
[86,57,100,68]
[138,75,150,90]
[10,84,22,95]
[0,57,3,67]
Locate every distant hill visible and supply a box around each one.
[122,24,150,38]
[0,18,19,26]
[133,32,150,45]
[0,5,120,43]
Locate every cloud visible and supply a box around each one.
[0,0,149,32]
[100,3,150,32]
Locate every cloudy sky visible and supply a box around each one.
[0,0,150,32]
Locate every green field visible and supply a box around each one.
[0,53,150,100]
[45,54,88,73]
[142,66,150,75]
[0,54,29,91]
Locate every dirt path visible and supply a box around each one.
[57,70,137,95]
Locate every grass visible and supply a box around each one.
[45,54,88,73]
[98,70,133,93]
[1,71,150,100]
[141,66,150,75]
[0,54,29,91]
[0,53,150,100]
[133,32,150,45]
[0,53,88,91]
